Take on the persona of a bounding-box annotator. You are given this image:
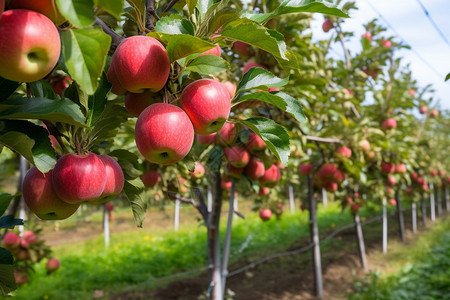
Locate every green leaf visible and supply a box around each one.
[90,103,129,144]
[123,178,147,228]
[0,97,86,127]
[236,91,306,123]
[56,0,95,27]
[0,215,24,229]
[0,120,56,173]
[198,0,239,36]
[61,28,111,95]
[196,0,214,23]
[241,117,290,166]
[236,67,289,92]
[0,194,15,217]
[0,77,21,101]
[126,0,146,16]
[445,73,450,81]
[29,80,57,100]
[0,248,17,296]
[186,55,229,75]
[87,71,112,127]
[206,146,223,173]
[220,18,288,60]
[155,15,195,35]
[186,0,198,15]
[108,149,142,180]
[94,0,124,20]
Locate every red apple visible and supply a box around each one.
[259,164,281,188]
[23,167,80,220]
[9,0,66,25]
[322,19,333,32]
[359,140,370,151]
[135,103,194,165]
[416,177,424,185]
[314,164,343,186]
[429,170,438,177]
[368,151,375,159]
[243,62,266,74]
[418,106,427,114]
[22,231,36,245]
[0,9,61,82]
[190,162,205,179]
[2,232,20,250]
[350,203,361,214]
[227,164,244,179]
[347,197,353,203]
[141,170,161,187]
[389,198,397,206]
[180,79,231,135]
[336,146,352,158]
[405,187,413,195]
[259,209,272,221]
[221,180,232,190]
[91,155,124,204]
[396,164,407,174]
[52,153,107,204]
[382,40,392,48]
[196,133,217,145]
[354,192,360,198]
[382,118,397,130]
[258,187,269,195]
[300,203,306,211]
[14,271,28,286]
[298,163,313,176]
[324,181,338,192]
[46,258,60,273]
[233,41,252,58]
[387,176,396,186]
[344,88,352,95]
[216,122,237,146]
[50,76,72,95]
[105,202,114,212]
[408,89,416,97]
[124,91,157,117]
[246,132,266,152]
[224,146,250,168]
[0,0,3,15]
[381,162,395,174]
[107,36,170,94]
[362,32,372,41]
[244,158,265,180]
[222,81,236,98]
[200,44,221,57]
[429,109,439,118]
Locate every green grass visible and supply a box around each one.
[349,217,450,300]
[12,203,389,300]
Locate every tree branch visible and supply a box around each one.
[163,0,180,12]
[94,17,124,51]
[166,189,209,222]
[146,0,160,32]
[335,24,352,69]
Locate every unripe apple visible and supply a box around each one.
[124,91,157,117]
[135,103,194,165]
[382,118,397,130]
[368,151,375,159]
[362,32,372,41]
[258,187,269,195]
[196,133,217,145]
[200,44,221,57]
[244,158,265,180]
[0,9,61,82]
[190,162,205,179]
[243,62,266,74]
[246,132,266,152]
[2,232,20,250]
[298,163,313,176]
[382,40,392,48]
[336,146,352,158]
[408,89,416,97]
[107,36,170,94]
[52,153,107,204]
[224,146,250,168]
[141,170,160,188]
[396,163,407,174]
[233,41,252,58]
[180,79,231,135]
[216,122,237,146]
[259,164,281,188]
[222,81,237,98]
[389,198,397,206]
[92,155,124,204]
[14,271,28,286]
[46,258,60,273]
[429,109,439,118]
[23,167,80,220]
[9,0,66,25]
[324,181,338,192]
[359,140,370,151]
[322,19,333,32]
[259,209,272,221]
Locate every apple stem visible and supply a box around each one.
[94,17,124,51]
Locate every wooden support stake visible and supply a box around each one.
[412,203,417,234]
[395,190,406,242]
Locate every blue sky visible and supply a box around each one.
[310,0,450,110]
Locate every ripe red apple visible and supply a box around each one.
[322,19,333,32]
[382,118,397,130]
[243,62,266,74]
[2,232,20,250]
[0,9,61,82]
[416,177,424,185]
[14,271,28,286]
[233,41,252,58]
[107,36,170,94]
[196,133,217,145]
[222,81,237,98]
[347,197,353,203]
[300,203,306,211]
[381,162,395,174]
[419,106,428,114]
[314,164,343,186]
[354,192,360,198]
[405,187,413,195]
[429,109,439,118]
[387,176,396,186]
[0,0,3,15]
[22,231,36,245]
[259,164,281,188]
[180,79,231,135]
[221,180,232,190]
[124,91,157,117]
[408,89,416,97]
[92,155,124,204]
[224,146,250,168]
[52,153,107,203]
[246,132,266,152]
[23,166,80,220]
[396,163,407,174]
[216,122,237,146]
[350,203,361,214]
[258,187,269,195]
[190,162,205,179]
[298,163,313,176]
[244,157,265,180]
[359,140,370,151]
[105,202,114,212]
[368,151,375,159]
[344,88,352,95]
[362,32,372,41]
[200,44,221,57]
[227,164,244,179]
[336,146,352,158]
[259,209,272,222]
[389,198,397,206]
[135,103,194,165]
[9,0,66,25]
[141,170,161,187]
[429,169,438,177]
[382,40,392,48]
[50,76,72,95]
[46,258,60,273]
[324,181,338,192]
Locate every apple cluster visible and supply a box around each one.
[23,153,124,220]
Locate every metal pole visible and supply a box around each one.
[445,186,449,212]
[321,188,327,207]
[233,192,238,220]
[18,156,28,235]
[421,197,427,227]
[430,183,435,221]
[103,203,110,247]
[289,184,295,213]
[354,212,368,272]
[221,181,236,298]
[436,187,442,217]
[174,199,180,231]
[395,190,405,242]
[412,203,417,233]
[207,187,213,213]
[382,198,388,254]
